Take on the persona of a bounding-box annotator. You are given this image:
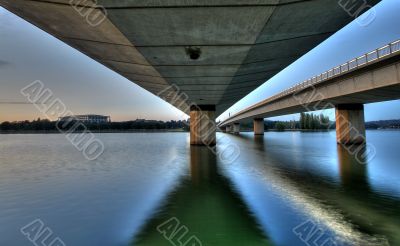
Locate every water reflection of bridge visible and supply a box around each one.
[133,146,269,246]
[218,133,400,245]
[132,134,400,245]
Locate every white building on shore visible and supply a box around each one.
[58,114,111,124]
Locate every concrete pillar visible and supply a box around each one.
[335,104,366,145]
[226,125,232,132]
[253,118,264,135]
[233,123,240,134]
[190,105,216,146]
[221,126,226,133]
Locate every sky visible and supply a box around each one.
[0,0,399,123]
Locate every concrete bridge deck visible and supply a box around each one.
[219,40,400,144]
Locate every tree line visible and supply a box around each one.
[299,112,331,130]
[230,112,332,131]
[273,112,331,130]
[0,118,189,132]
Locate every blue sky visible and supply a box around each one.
[0,0,399,122]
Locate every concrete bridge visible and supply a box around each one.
[0,0,380,145]
[219,40,400,144]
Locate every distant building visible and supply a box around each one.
[58,114,111,123]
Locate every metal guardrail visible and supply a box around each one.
[220,39,400,125]
[266,39,400,104]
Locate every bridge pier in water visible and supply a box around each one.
[253,118,264,135]
[233,123,240,134]
[190,105,216,146]
[335,104,366,145]
[221,126,227,133]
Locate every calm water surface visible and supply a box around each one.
[0,131,399,246]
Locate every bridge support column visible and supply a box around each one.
[220,126,227,133]
[226,125,231,133]
[335,104,366,145]
[233,123,240,134]
[253,118,264,135]
[190,105,216,146]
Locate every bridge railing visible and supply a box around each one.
[261,39,400,105]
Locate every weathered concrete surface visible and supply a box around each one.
[220,53,400,126]
[335,104,366,145]
[254,118,265,135]
[0,0,379,116]
[190,105,216,145]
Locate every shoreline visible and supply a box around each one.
[0,129,188,134]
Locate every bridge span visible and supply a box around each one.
[0,0,381,146]
[219,40,400,145]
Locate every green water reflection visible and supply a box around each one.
[133,145,271,246]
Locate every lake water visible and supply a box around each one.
[0,131,399,246]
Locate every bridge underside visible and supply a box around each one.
[220,55,400,144]
[220,57,400,124]
[0,0,379,116]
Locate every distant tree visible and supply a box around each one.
[300,112,305,129]
[309,113,315,129]
[275,122,286,131]
[0,121,11,131]
[298,112,331,130]
[306,113,310,129]
[319,114,330,129]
